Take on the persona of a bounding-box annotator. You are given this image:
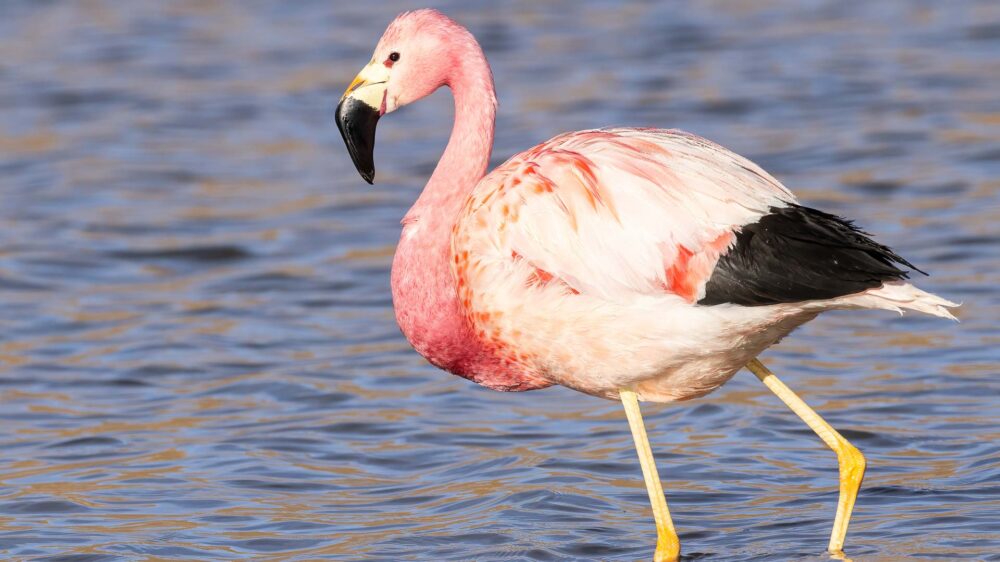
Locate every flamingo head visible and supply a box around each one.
[336,9,463,184]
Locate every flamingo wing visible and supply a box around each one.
[453,128,798,304]
[700,203,921,306]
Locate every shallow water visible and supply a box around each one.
[1,1,998,560]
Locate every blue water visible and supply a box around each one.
[0,1,997,560]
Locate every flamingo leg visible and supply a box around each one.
[620,389,680,562]
[746,358,867,555]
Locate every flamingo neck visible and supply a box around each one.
[406,53,496,223]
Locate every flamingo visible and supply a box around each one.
[334,9,957,561]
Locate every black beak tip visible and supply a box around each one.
[335,97,380,186]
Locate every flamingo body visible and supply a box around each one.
[450,127,953,401]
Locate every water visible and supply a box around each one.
[0,1,997,560]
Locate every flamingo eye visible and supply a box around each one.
[388,52,400,62]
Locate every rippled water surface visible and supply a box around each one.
[1,1,998,560]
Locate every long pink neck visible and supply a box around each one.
[405,50,496,224]
[390,40,544,391]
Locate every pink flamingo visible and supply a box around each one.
[334,9,957,561]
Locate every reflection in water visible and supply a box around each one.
[0,1,997,560]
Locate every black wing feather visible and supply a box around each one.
[699,204,924,307]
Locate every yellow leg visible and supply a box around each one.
[620,389,680,562]
[746,358,867,555]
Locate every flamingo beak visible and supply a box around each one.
[336,62,389,184]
